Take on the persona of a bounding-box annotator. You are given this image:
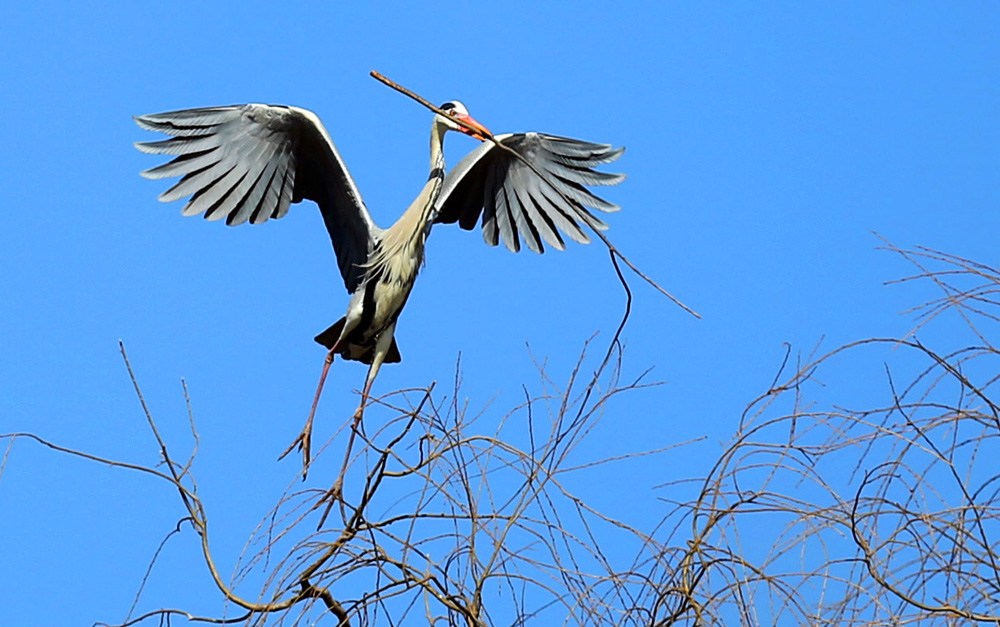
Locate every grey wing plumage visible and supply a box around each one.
[135,104,377,292]
[433,133,625,253]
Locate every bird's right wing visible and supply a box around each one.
[433,133,625,253]
[135,104,377,292]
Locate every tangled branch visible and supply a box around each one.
[639,242,1000,626]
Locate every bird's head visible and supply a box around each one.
[436,100,491,141]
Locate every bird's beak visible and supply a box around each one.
[453,113,491,141]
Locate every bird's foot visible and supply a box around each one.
[278,423,312,480]
[279,347,336,480]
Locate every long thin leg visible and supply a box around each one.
[280,345,337,478]
[317,324,395,526]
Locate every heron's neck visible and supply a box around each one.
[409,119,447,226]
[372,121,448,283]
[429,119,447,173]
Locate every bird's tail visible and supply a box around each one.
[314,318,346,350]
[314,318,402,365]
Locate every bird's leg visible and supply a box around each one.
[280,345,338,478]
[317,325,394,527]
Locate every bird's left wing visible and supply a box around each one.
[432,133,624,253]
[135,104,377,292]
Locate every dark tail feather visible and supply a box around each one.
[383,338,402,364]
[314,318,346,349]
[314,318,403,365]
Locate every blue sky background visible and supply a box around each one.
[1,2,998,625]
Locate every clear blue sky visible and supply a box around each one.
[1,2,997,624]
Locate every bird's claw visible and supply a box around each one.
[278,426,312,480]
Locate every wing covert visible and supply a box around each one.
[433,133,625,253]
[135,104,378,292]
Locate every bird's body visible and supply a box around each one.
[312,111,454,389]
[314,137,442,366]
[135,97,624,474]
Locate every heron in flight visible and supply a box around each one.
[135,98,624,474]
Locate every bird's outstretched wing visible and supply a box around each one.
[432,133,624,253]
[135,104,377,292]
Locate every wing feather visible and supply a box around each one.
[493,165,519,252]
[512,165,563,251]
[476,157,496,247]
[198,167,248,221]
[134,107,242,136]
[509,165,550,253]
[135,133,226,157]
[434,132,623,254]
[504,170,538,253]
[135,104,377,292]
[166,160,237,205]
[535,178,591,245]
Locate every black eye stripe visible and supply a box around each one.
[439,102,456,112]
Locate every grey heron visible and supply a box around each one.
[134,99,625,474]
